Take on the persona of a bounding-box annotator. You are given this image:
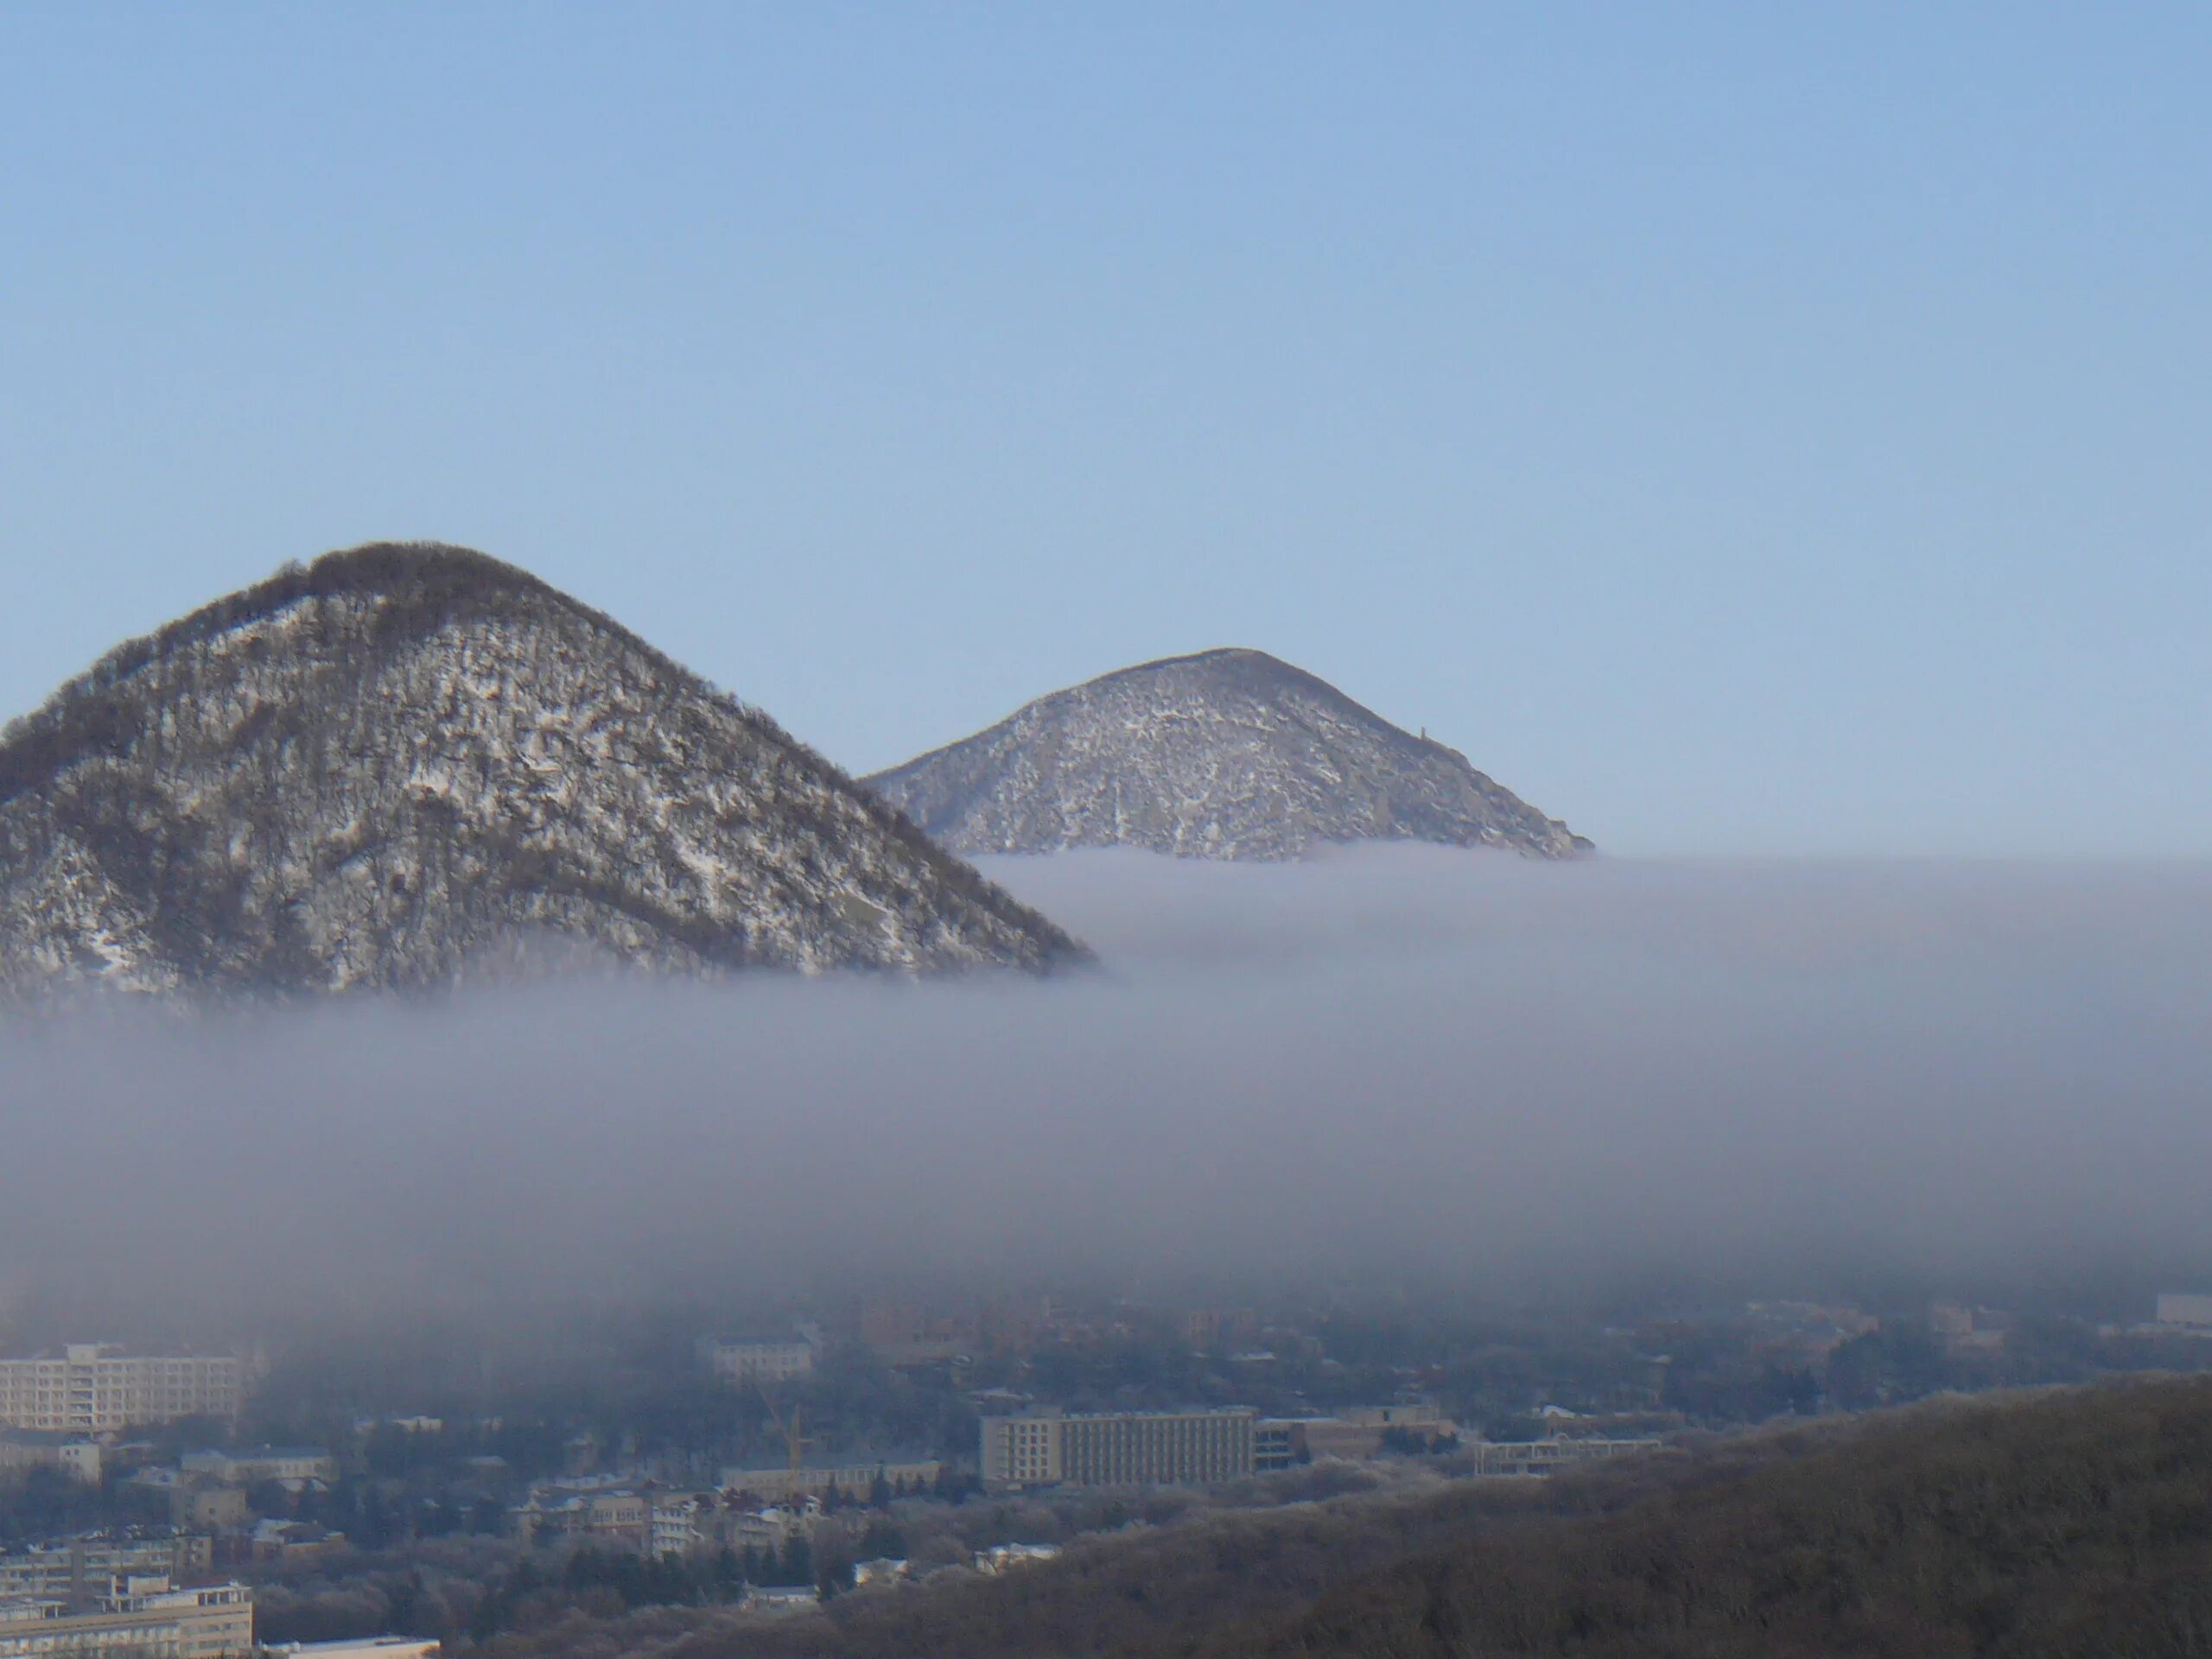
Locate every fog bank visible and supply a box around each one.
[3,849,2209,1329]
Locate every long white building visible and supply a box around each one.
[0,1347,245,1434]
[0,1577,252,1658]
[982,1408,1255,1488]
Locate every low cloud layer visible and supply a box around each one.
[3,847,2209,1335]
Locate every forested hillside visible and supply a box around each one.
[0,543,1084,993]
[1191,1376,2212,1659]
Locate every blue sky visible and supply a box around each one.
[2,4,2205,855]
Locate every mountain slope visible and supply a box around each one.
[0,543,1085,995]
[866,649,1589,861]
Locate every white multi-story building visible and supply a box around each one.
[651,1497,702,1560]
[0,1348,245,1434]
[982,1408,1256,1488]
[0,1577,252,1658]
[697,1334,816,1386]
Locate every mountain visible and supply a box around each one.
[865,648,1589,861]
[0,543,1085,995]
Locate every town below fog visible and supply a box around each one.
[8,1281,2212,1654]
[3,853,2209,1656]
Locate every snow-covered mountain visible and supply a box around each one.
[866,648,1590,861]
[0,543,1085,995]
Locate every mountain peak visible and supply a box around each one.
[866,652,1589,862]
[0,547,1086,995]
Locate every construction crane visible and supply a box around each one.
[755,1379,810,1499]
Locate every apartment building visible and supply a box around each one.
[0,1432,101,1484]
[0,1534,213,1604]
[981,1408,1255,1488]
[0,1577,251,1658]
[0,1347,245,1434]
[510,1488,651,1551]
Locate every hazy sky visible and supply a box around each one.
[2,6,2206,856]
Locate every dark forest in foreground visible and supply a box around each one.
[1190,1376,2212,1659]
[469,1375,2212,1659]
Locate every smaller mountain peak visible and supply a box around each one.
[867,651,1589,862]
[1117,646,1286,671]
[1172,646,1281,665]
[1086,647,1336,702]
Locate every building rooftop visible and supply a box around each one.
[265,1642,438,1657]
[1001,1405,1258,1421]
